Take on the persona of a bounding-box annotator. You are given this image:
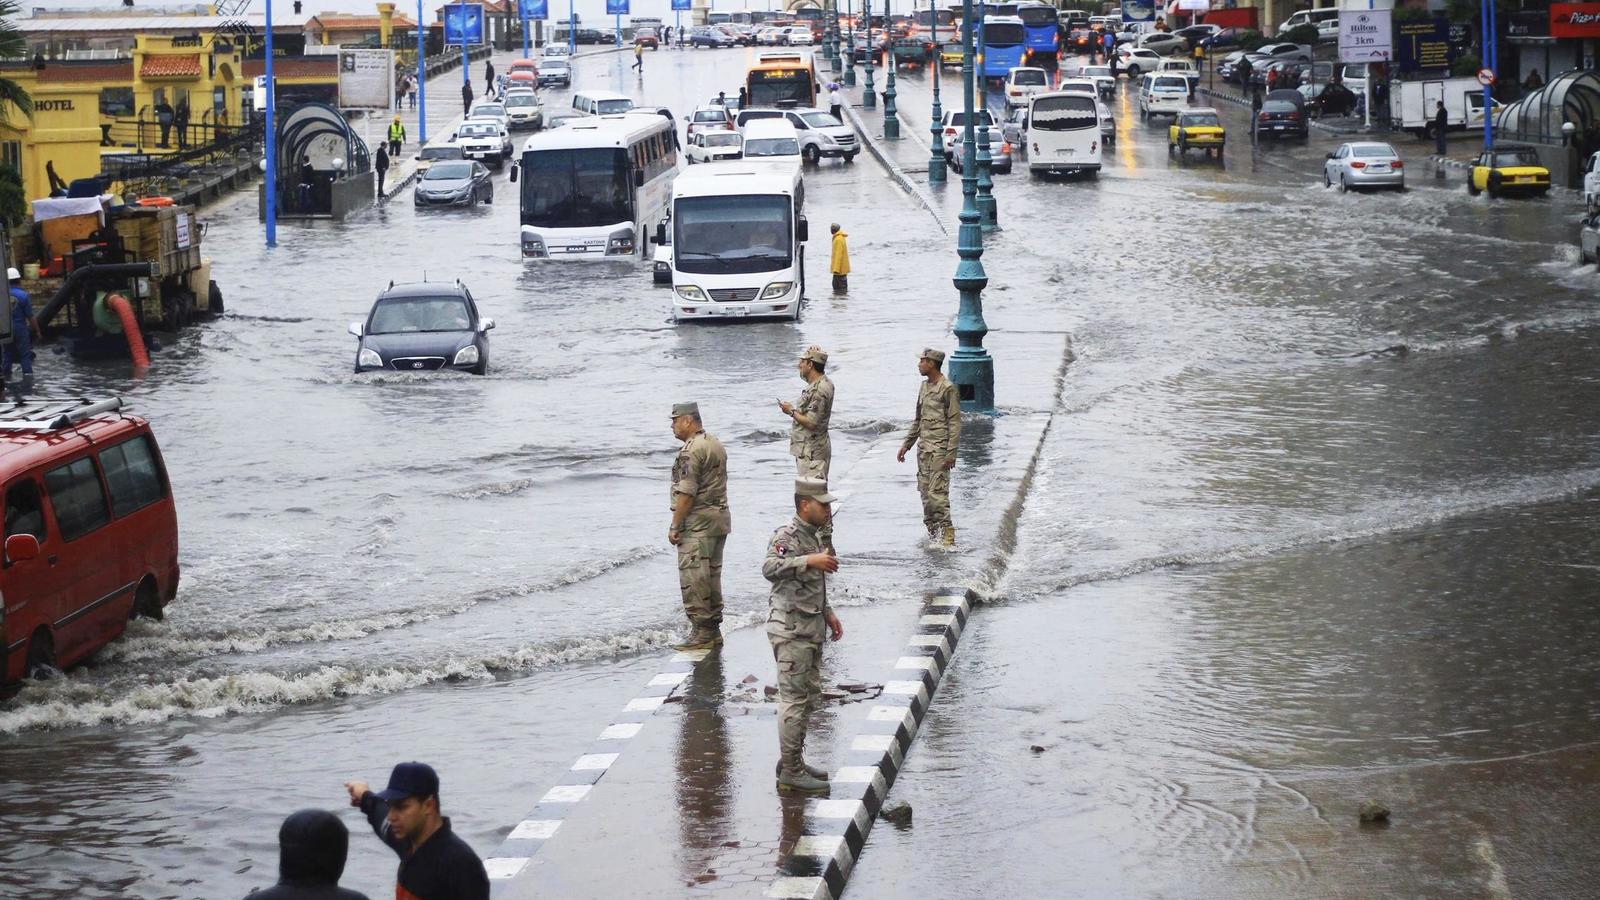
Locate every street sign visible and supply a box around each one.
[671,0,691,9]
[520,0,548,20]
[1337,9,1393,63]
[337,49,394,110]
[605,0,629,15]
[443,3,485,45]
[1477,67,1496,86]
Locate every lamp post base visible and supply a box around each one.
[948,350,995,414]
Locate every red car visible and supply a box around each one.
[0,398,179,685]
[635,28,659,49]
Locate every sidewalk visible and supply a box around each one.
[834,64,955,235]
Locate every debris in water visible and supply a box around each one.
[1358,801,1391,824]
[879,802,913,827]
[1030,745,1046,754]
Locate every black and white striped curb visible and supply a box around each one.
[482,645,713,886]
[762,586,974,900]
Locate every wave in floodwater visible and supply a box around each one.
[996,465,1600,605]
[99,544,666,665]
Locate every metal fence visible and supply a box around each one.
[99,119,263,200]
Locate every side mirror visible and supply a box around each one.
[448,133,457,142]
[655,222,667,244]
[509,164,518,182]
[348,322,364,336]
[479,318,495,332]
[796,217,809,243]
[5,533,39,564]
[1326,152,1335,160]
[635,169,645,187]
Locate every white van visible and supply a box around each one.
[572,89,634,116]
[1026,91,1101,176]
[1279,7,1339,41]
[740,118,804,180]
[1139,73,1191,120]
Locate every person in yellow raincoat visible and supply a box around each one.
[830,224,849,293]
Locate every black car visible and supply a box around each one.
[575,28,609,44]
[350,281,494,375]
[413,160,493,207]
[1255,90,1308,138]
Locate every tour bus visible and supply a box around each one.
[511,113,679,260]
[1015,2,1061,67]
[657,165,809,322]
[707,10,733,25]
[980,16,1026,80]
[1026,90,1101,177]
[746,56,821,109]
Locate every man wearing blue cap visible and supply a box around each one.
[344,762,489,900]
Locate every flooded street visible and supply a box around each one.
[4,44,1600,898]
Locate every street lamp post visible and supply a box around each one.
[974,5,996,231]
[568,0,575,54]
[928,0,945,183]
[863,0,876,108]
[844,0,857,86]
[830,3,843,74]
[416,0,427,143]
[264,0,277,246]
[883,44,900,137]
[950,0,994,413]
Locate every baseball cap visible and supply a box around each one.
[795,477,837,504]
[375,762,439,803]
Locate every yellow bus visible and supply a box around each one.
[745,53,821,109]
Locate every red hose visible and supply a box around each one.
[105,293,150,373]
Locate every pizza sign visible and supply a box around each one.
[1550,3,1600,37]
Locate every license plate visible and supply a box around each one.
[721,307,748,317]
[1056,149,1075,156]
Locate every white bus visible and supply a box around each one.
[656,165,808,322]
[1026,91,1101,176]
[511,113,679,260]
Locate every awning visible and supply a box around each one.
[31,196,107,224]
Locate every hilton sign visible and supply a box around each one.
[1550,2,1600,38]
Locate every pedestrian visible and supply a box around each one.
[1250,88,1262,136]
[1434,100,1448,156]
[717,90,728,109]
[344,763,489,900]
[243,809,370,900]
[678,25,686,48]
[779,346,834,479]
[668,402,731,651]
[484,59,495,97]
[408,73,418,109]
[174,98,190,149]
[633,41,644,72]
[375,144,389,197]
[896,348,961,546]
[829,223,849,293]
[461,80,474,117]
[738,87,748,108]
[298,154,314,212]
[387,115,406,158]
[1103,30,1114,67]
[1524,68,1544,92]
[828,83,842,121]
[155,99,174,148]
[764,477,844,797]
[4,268,39,381]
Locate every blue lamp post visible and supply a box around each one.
[521,2,529,57]
[844,0,857,86]
[928,0,945,183]
[454,2,469,88]
[568,0,575,54]
[416,0,427,143]
[264,0,276,246]
[863,0,875,108]
[950,0,994,413]
[1481,0,1496,152]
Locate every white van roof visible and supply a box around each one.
[574,89,631,102]
[672,164,800,200]
[742,118,800,140]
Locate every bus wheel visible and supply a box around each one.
[25,630,55,680]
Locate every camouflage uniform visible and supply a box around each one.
[901,353,961,535]
[789,351,834,480]
[763,488,833,778]
[673,425,731,635]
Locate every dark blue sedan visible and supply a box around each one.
[349,281,494,375]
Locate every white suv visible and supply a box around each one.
[1138,73,1190,120]
[939,108,997,158]
[784,109,858,163]
[454,119,513,168]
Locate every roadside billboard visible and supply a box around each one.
[337,49,393,109]
[1122,0,1155,24]
[1395,16,1457,73]
[521,0,548,20]
[1337,8,1393,63]
[1550,2,1600,37]
[443,3,486,44]
[672,0,691,9]
[606,0,630,15]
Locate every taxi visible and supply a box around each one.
[1467,146,1551,198]
[940,42,963,68]
[1168,107,1225,158]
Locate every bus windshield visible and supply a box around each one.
[520,148,632,228]
[747,67,816,107]
[1031,94,1098,131]
[674,195,793,275]
[984,23,1025,45]
[915,9,955,26]
[1017,6,1056,26]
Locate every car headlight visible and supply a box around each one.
[676,285,706,301]
[358,348,383,368]
[453,345,481,366]
[761,281,794,299]
[818,134,835,146]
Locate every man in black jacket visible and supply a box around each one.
[345,762,489,900]
[245,809,370,900]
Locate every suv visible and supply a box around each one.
[454,119,513,168]
[0,397,179,686]
[784,108,858,163]
[938,107,997,158]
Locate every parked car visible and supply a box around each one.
[783,108,859,163]
[574,28,608,45]
[1467,145,1551,198]
[1117,47,1164,77]
[757,26,786,45]
[1137,32,1186,56]
[635,28,659,49]
[690,25,736,48]
[538,57,571,86]
[1323,141,1404,191]
[350,281,493,375]
[0,397,179,686]
[453,119,513,167]
[687,104,735,137]
[950,135,1013,174]
[1168,106,1224,158]
[413,160,494,207]
[686,129,744,164]
[782,26,815,46]
[1172,23,1220,49]
[1201,27,1255,50]
[1255,89,1308,138]
[1215,50,1249,81]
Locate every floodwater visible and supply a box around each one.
[4,46,1600,899]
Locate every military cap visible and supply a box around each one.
[671,401,700,418]
[920,347,946,365]
[795,478,837,504]
[800,345,828,366]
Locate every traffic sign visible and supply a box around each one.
[1477,67,1496,86]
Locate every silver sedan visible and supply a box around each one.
[1324,142,1405,192]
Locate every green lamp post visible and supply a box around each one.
[974,6,997,232]
[863,0,876,109]
[928,1,945,183]
[950,0,994,413]
[844,0,857,86]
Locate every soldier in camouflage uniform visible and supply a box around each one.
[763,477,844,796]
[669,402,732,651]
[896,348,962,546]
[778,346,835,480]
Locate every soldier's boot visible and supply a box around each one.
[774,759,830,780]
[940,526,956,547]
[776,766,830,795]
[673,627,719,651]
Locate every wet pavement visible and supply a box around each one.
[4,44,1600,900]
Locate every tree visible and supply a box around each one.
[0,165,27,229]
[0,0,34,126]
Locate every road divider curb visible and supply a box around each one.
[762,587,973,900]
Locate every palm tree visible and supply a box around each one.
[0,0,34,125]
